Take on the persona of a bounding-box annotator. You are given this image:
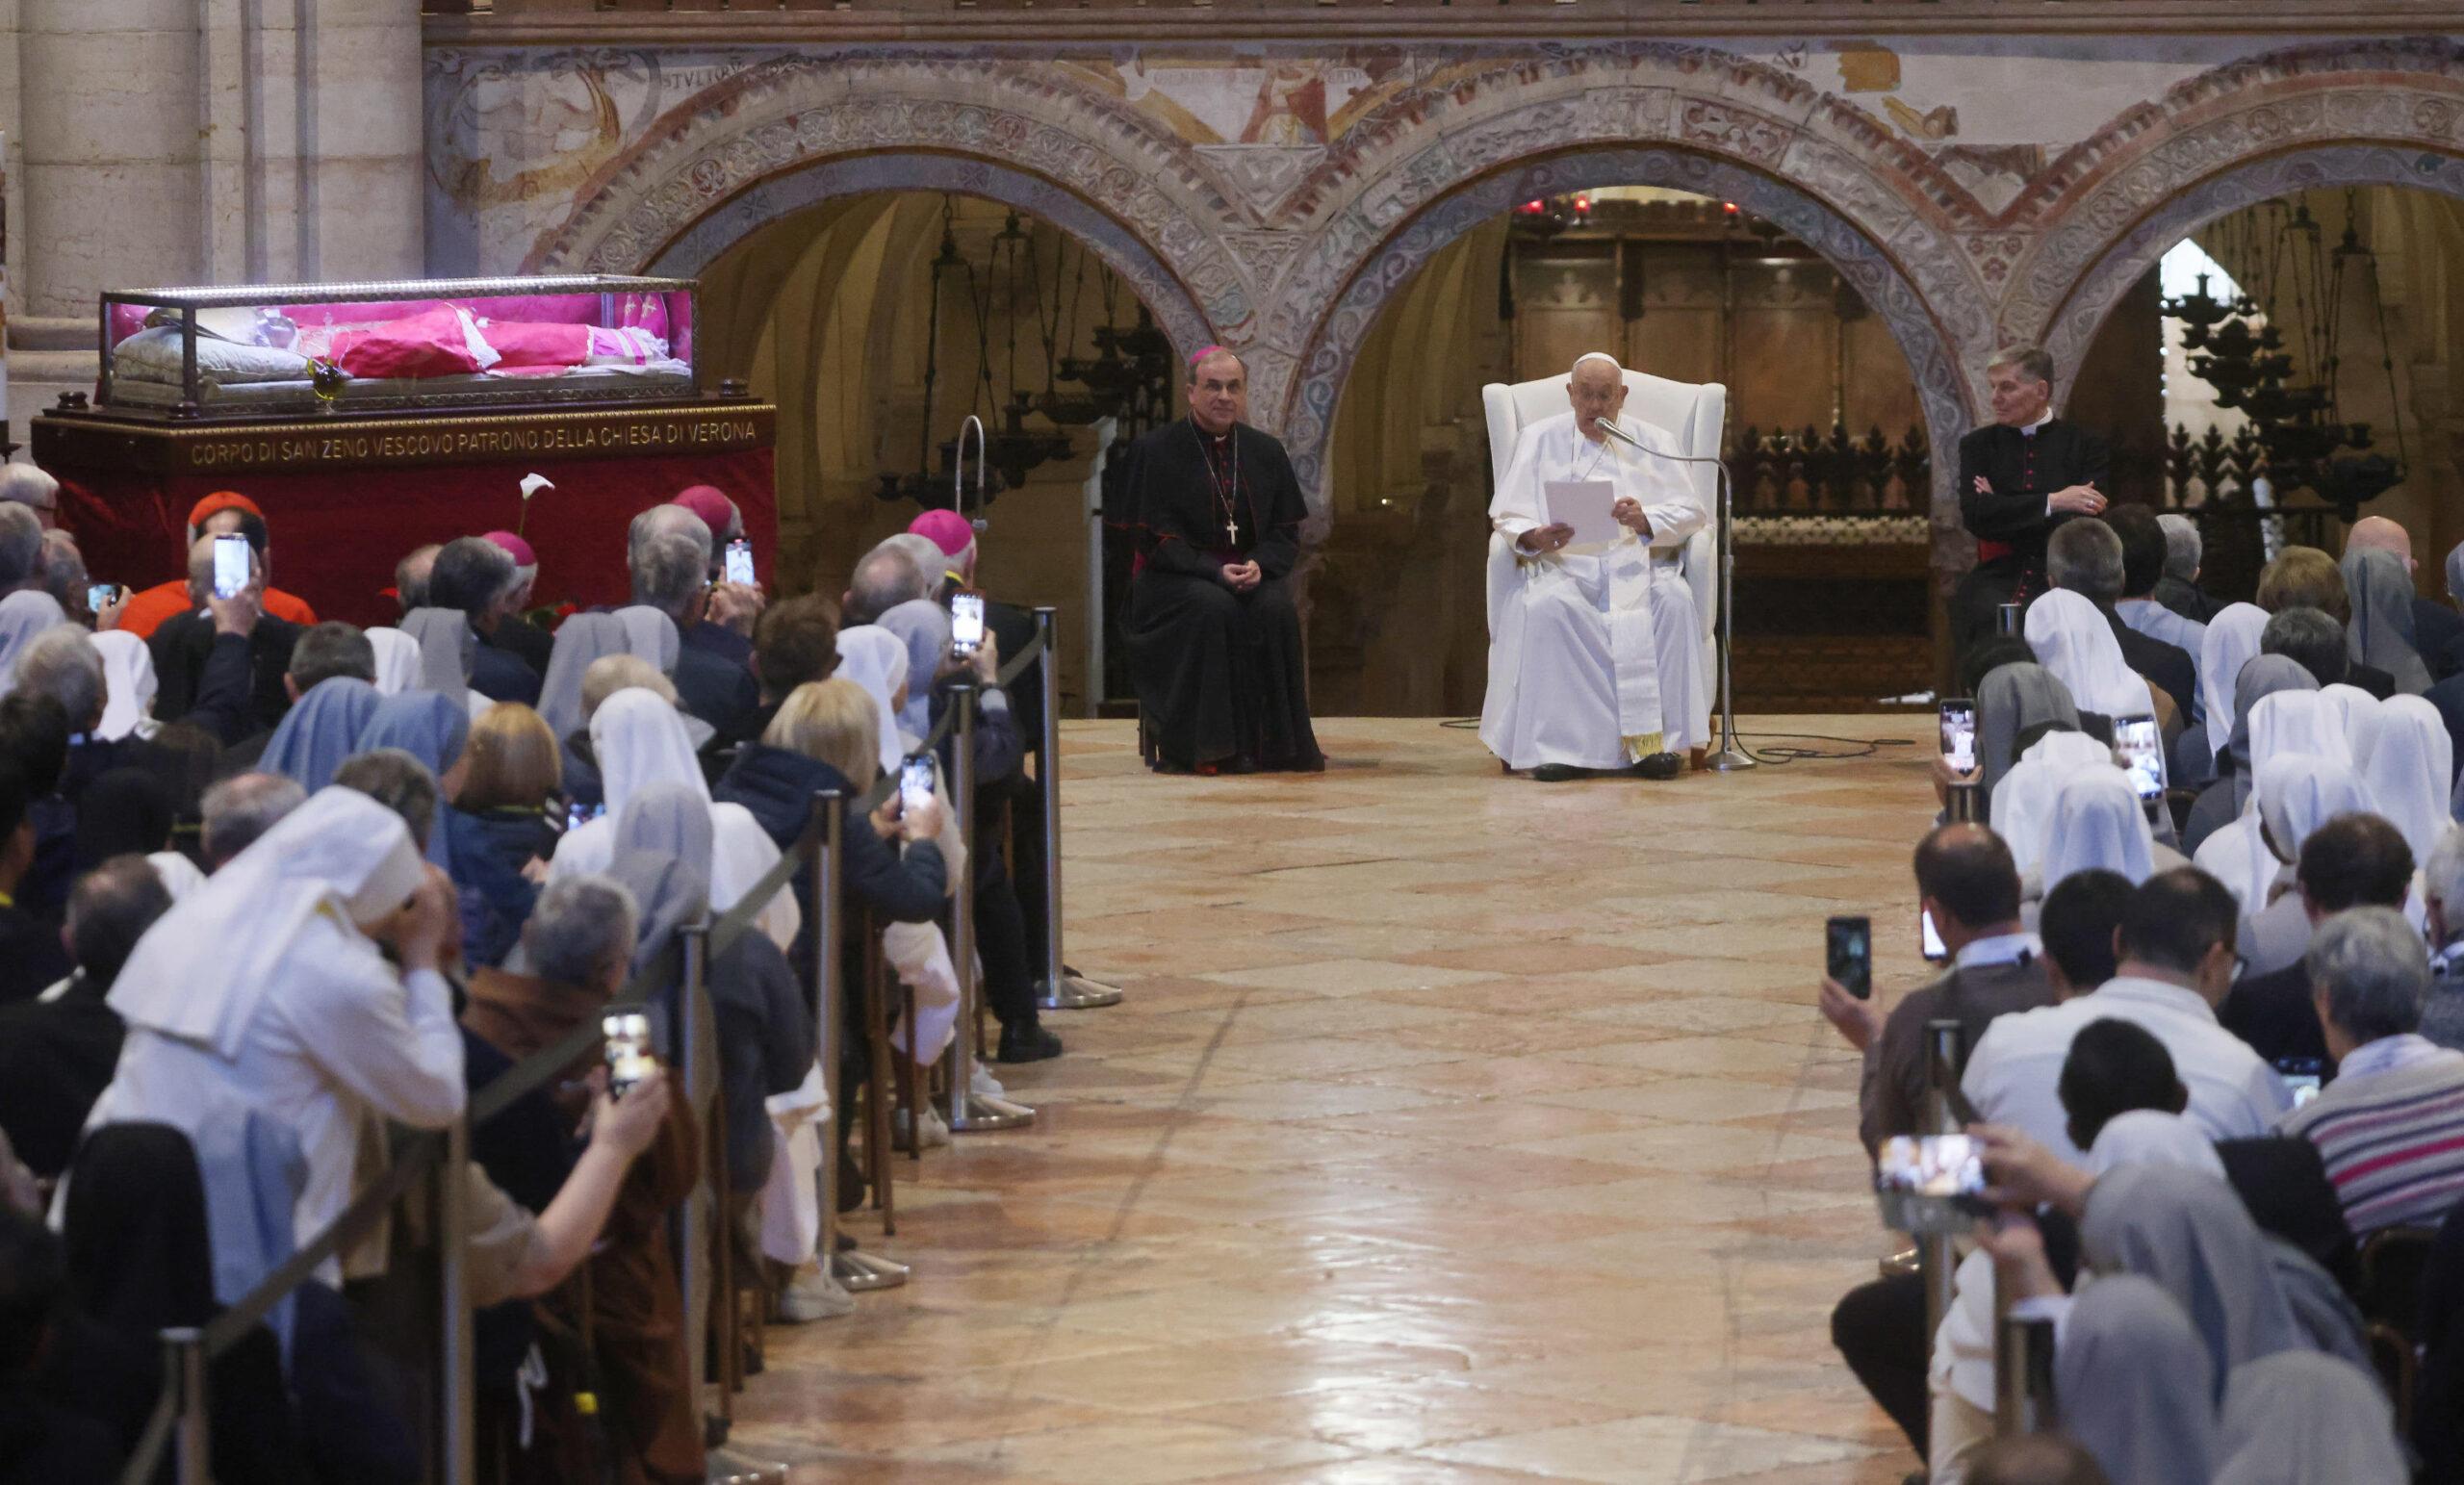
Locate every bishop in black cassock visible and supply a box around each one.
[1950,350,2112,654]
[1123,347,1323,775]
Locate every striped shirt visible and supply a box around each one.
[2279,1039,2464,1237]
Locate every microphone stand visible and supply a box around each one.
[1594,419,1755,770]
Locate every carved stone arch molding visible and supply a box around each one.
[1276,142,1989,547]
[525,55,1238,358]
[2004,39,2464,385]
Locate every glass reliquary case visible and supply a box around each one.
[98,275,699,417]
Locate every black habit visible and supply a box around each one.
[1951,419,2110,653]
[1124,419,1323,773]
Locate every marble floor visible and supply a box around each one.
[731,715,1942,1484]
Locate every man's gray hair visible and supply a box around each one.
[2047,518,2125,605]
[333,748,440,854]
[0,465,60,514]
[1989,345,2057,387]
[2157,513,2203,583]
[2306,905,2430,1045]
[846,541,929,625]
[396,544,441,611]
[289,622,377,689]
[201,772,307,868]
[526,875,640,988]
[629,530,706,619]
[14,627,105,730]
[629,503,712,565]
[428,536,520,618]
[883,534,949,602]
[0,504,43,591]
[2426,825,2464,948]
[38,532,87,613]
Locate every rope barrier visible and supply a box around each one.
[116,624,1059,1481]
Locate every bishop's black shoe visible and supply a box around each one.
[997,1023,1065,1063]
[1630,753,1684,781]
[1529,763,1584,782]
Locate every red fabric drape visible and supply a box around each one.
[55,449,777,629]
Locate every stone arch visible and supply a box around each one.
[2001,38,2464,383]
[1276,143,1984,547]
[638,151,1214,362]
[520,56,1240,358]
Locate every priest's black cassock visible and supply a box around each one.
[1949,418,2111,654]
[1124,419,1323,774]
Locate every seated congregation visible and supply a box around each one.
[0,475,1071,1482]
[1819,508,2464,1484]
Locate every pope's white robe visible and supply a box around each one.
[1480,411,1709,769]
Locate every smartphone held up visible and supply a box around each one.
[950,591,987,656]
[1826,915,1873,1001]
[603,1011,654,1098]
[212,533,251,600]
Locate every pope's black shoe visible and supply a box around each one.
[1630,753,1684,781]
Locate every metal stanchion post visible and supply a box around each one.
[1946,781,1982,824]
[435,1119,473,1485]
[808,790,906,1293]
[1029,605,1119,1011]
[674,924,715,1437]
[1994,1312,2060,1436]
[164,1327,211,1485]
[1707,461,1756,772]
[1919,1017,1968,1343]
[942,682,1033,1133]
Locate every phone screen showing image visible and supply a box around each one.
[950,591,987,655]
[88,583,116,613]
[900,755,936,814]
[603,1011,654,1098]
[1875,1134,1989,1233]
[212,535,250,600]
[2116,714,2167,802]
[565,801,604,832]
[1827,915,1873,1001]
[1921,909,1947,963]
[1938,700,1978,774]
[724,539,755,587]
[2276,1057,2326,1109]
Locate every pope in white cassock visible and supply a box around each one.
[1480,353,1710,781]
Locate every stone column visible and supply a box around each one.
[4,0,424,448]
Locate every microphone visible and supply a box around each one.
[1593,418,1651,451]
[1593,418,1723,468]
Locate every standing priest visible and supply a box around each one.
[1480,352,1707,781]
[1123,346,1324,776]
[1951,346,2111,653]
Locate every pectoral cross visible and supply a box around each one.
[1226,516,1241,546]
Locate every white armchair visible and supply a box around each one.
[1480,370,1725,689]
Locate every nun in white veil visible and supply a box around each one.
[834,627,912,770]
[364,627,423,696]
[2315,682,2381,761]
[1989,729,2115,881]
[2198,602,2272,768]
[2024,766,2176,915]
[90,629,159,740]
[2353,695,2451,865]
[2025,589,2159,721]
[550,687,799,954]
[87,788,462,1253]
[2220,754,2380,977]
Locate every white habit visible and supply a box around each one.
[1481,411,1708,769]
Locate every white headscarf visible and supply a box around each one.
[90,629,158,741]
[2254,754,2379,880]
[363,627,423,696]
[2026,589,2157,719]
[2315,684,2381,761]
[2353,696,2452,866]
[2201,603,2271,766]
[2042,766,2158,888]
[534,613,629,740]
[2087,1109,2227,1179]
[834,627,911,774]
[108,789,424,1057]
[551,689,798,952]
[0,591,70,698]
[2247,690,2352,775]
[612,605,680,673]
[1990,729,2116,878]
[589,686,708,811]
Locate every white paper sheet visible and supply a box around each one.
[1543,479,1623,546]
